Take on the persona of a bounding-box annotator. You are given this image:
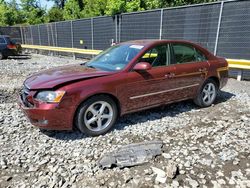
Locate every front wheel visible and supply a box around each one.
[75,95,118,136]
[194,79,218,107]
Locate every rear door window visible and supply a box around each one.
[171,43,207,64]
[0,37,6,44]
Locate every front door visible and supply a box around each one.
[123,44,177,112]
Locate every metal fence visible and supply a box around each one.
[1,0,250,59]
[0,26,22,43]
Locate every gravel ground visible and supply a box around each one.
[0,54,249,188]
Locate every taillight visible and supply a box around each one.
[7,44,17,50]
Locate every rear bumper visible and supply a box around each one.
[18,96,73,130]
[219,76,228,89]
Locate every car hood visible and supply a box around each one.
[24,64,114,90]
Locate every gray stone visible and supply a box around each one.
[184,161,191,168]
[162,153,172,159]
[151,167,166,177]
[166,161,178,179]
[172,180,179,187]
[188,179,199,188]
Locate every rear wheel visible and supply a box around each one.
[194,79,218,107]
[75,95,118,136]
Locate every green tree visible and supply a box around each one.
[126,0,142,13]
[63,0,82,20]
[0,0,23,26]
[164,0,217,7]
[20,0,46,24]
[50,0,66,9]
[105,0,126,15]
[45,7,64,22]
[82,0,107,17]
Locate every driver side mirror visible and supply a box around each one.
[133,62,152,71]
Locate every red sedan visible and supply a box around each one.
[19,40,228,136]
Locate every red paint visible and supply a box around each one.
[18,40,228,130]
[133,62,152,71]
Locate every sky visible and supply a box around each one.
[39,0,54,10]
[6,0,54,10]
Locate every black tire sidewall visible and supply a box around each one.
[0,52,3,60]
[195,79,218,107]
[75,95,118,136]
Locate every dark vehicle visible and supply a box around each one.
[19,40,228,136]
[0,35,22,59]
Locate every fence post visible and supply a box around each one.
[115,15,118,43]
[47,24,50,46]
[55,22,58,47]
[159,9,163,40]
[214,1,224,55]
[91,18,94,50]
[24,27,27,44]
[70,20,75,59]
[20,26,24,44]
[38,25,41,45]
[51,24,55,47]
[119,15,121,43]
[30,26,33,45]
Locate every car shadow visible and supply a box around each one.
[40,90,235,140]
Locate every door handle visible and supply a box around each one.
[165,72,175,78]
[199,68,207,72]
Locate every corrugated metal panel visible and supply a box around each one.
[0,27,22,43]
[39,25,49,46]
[93,16,116,50]
[56,22,72,48]
[31,25,40,45]
[162,3,221,53]
[217,0,250,59]
[72,19,92,49]
[47,23,57,46]
[120,10,161,42]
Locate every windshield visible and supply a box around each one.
[86,44,144,71]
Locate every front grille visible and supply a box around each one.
[20,86,33,107]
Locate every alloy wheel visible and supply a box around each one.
[83,101,113,132]
[202,83,216,105]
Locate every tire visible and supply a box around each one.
[194,79,218,107]
[75,95,118,136]
[0,52,3,60]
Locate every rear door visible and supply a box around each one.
[169,43,209,100]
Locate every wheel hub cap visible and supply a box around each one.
[84,101,113,132]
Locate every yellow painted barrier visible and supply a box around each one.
[226,59,250,81]
[227,59,250,70]
[22,44,102,55]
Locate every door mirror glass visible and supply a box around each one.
[133,62,152,71]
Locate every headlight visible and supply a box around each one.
[35,91,65,103]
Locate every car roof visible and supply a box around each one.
[120,39,213,58]
[120,39,198,46]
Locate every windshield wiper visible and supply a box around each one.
[80,61,88,65]
[86,64,96,69]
